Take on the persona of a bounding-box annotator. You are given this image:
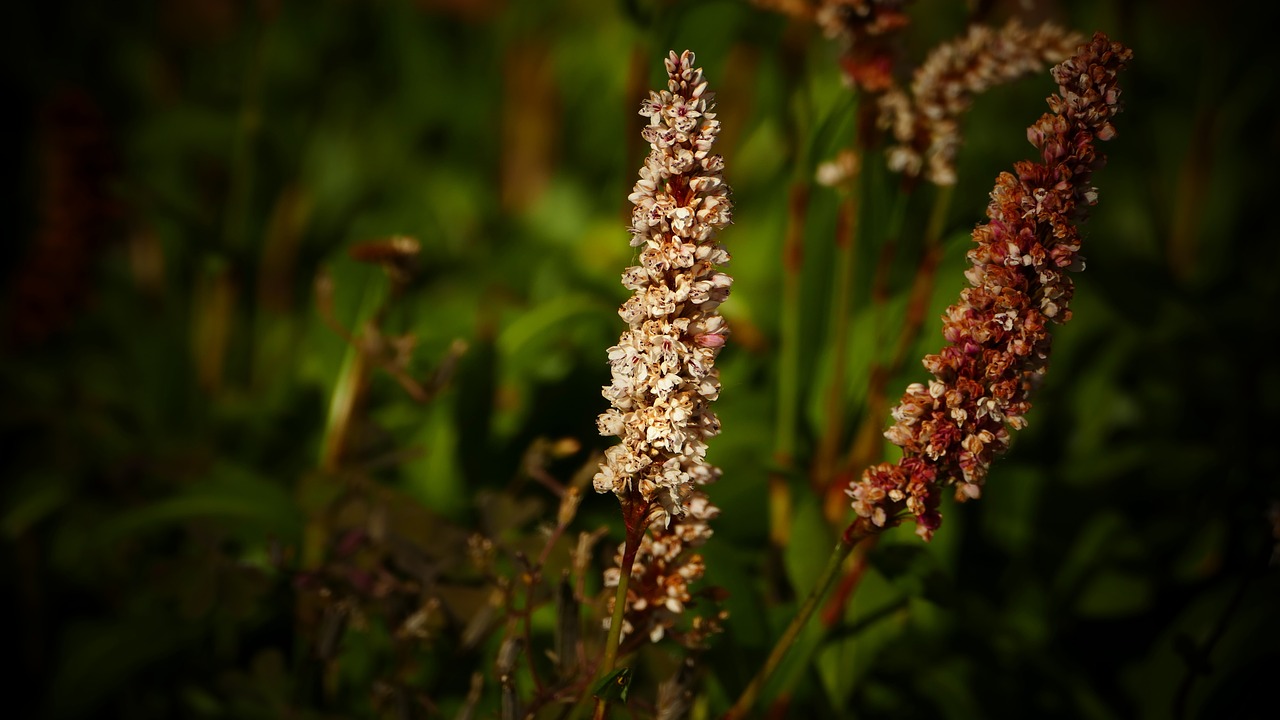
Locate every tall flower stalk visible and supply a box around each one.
[591,48,733,692]
[729,33,1132,715]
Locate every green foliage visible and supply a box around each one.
[3,0,1279,718]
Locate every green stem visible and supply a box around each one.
[596,545,634,694]
[572,514,642,720]
[770,32,814,553]
[814,164,863,496]
[318,271,384,474]
[770,183,810,551]
[888,183,954,372]
[923,184,954,251]
[724,522,874,720]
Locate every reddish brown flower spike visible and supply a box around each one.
[848,33,1131,540]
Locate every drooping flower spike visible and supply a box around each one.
[849,34,1133,539]
[878,19,1084,185]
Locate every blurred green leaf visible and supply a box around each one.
[49,618,197,719]
[784,493,833,597]
[3,474,71,538]
[1074,569,1152,618]
[99,462,302,544]
[5,2,1278,718]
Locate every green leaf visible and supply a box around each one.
[98,462,302,544]
[1075,570,1152,618]
[2,475,70,538]
[784,493,833,598]
[593,667,633,703]
[50,618,197,718]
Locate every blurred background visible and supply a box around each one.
[3,0,1277,718]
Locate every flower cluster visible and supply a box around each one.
[849,33,1131,539]
[603,491,724,645]
[594,49,732,524]
[595,50,732,640]
[752,1,913,91]
[817,0,913,91]
[878,19,1084,185]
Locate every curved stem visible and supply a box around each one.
[724,521,876,720]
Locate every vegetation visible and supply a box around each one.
[3,1,1277,718]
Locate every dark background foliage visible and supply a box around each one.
[2,0,1277,718]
